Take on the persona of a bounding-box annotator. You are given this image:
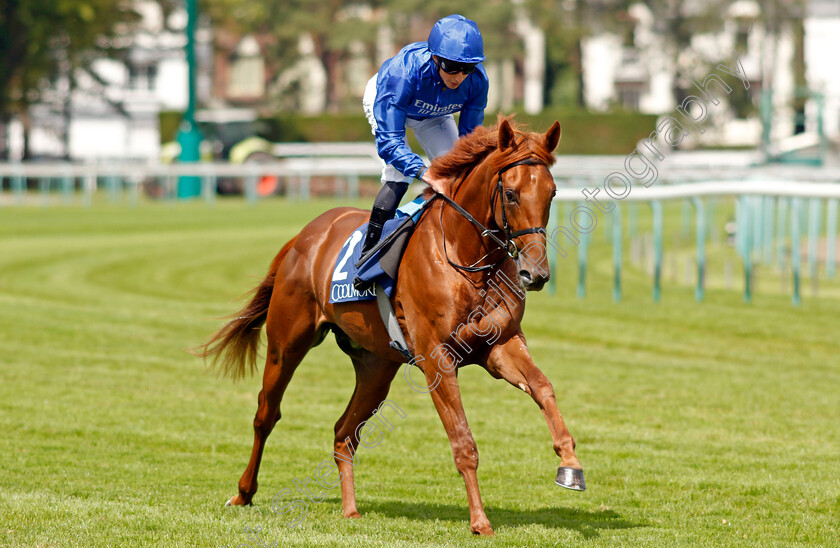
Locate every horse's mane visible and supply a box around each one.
[425,114,557,195]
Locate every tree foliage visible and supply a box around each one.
[0,0,142,157]
[202,0,386,112]
[201,0,523,112]
[1,0,808,157]
[383,0,518,60]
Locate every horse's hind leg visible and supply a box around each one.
[331,335,400,518]
[227,301,324,507]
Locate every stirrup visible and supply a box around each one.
[389,340,414,361]
[373,282,414,362]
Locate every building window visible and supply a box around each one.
[616,82,643,111]
[227,36,265,99]
[736,19,751,53]
[128,63,157,91]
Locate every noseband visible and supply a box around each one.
[437,157,548,273]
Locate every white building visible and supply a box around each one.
[581,0,840,150]
[805,0,840,140]
[9,1,209,162]
[12,1,839,161]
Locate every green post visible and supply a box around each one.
[177,0,202,199]
[741,196,752,303]
[777,197,788,272]
[576,236,588,299]
[38,177,50,207]
[791,198,801,306]
[245,170,258,204]
[651,200,662,302]
[612,203,622,301]
[763,196,775,265]
[348,174,359,199]
[807,198,821,285]
[299,174,310,200]
[752,196,763,262]
[691,197,706,302]
[12,173,24,204]
[577,206,589,299]
[202,175,216,204]
[826,198,837,278]
[106,176,119,203]
[61,173,73,204]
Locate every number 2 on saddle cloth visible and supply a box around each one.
[329,197,431,304]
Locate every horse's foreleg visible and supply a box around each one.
[420,364,494,536]
[484,334,585,490]
[332,354,399,519]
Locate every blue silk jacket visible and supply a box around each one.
[372,42,489,180]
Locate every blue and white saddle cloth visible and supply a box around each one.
[329,197,429,304]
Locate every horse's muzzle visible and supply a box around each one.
[518,268,549,291]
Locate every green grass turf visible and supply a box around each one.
[0,197,838,547]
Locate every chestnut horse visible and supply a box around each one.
[198,118,584,536]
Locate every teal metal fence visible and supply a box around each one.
[3,159,839,306]
[550,180,840,306]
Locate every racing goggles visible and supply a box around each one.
[438,58,477,75]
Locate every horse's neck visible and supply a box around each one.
[408,160,525,322]
[436,162,526,319]
[447,162,496,233]
[432,161,510,273]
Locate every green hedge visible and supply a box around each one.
[504,109,659,155]
[159,111,183,144]
[259,109,658,155]
[160,109,659,155]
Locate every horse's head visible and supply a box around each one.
[427,116,561,291]
[491,119,561,291]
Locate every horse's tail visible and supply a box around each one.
[193,237,296,380]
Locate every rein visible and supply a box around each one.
[437,157,548,273]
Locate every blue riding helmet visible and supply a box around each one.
[427,14,485,64]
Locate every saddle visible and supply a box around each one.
[328,196,434,360]
[329,196,432,305]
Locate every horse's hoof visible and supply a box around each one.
[224,495,252,507]
[470,521,495,536]
[555,466,586,491]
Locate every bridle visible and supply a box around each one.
[437,157,548,273]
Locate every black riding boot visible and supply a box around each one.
[353,180,408,292]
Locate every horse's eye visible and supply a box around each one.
[504,189,517,203]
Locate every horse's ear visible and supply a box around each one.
[544,121,562,152]
[498,119,515,150]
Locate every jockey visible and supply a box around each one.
[354,14,489,292]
